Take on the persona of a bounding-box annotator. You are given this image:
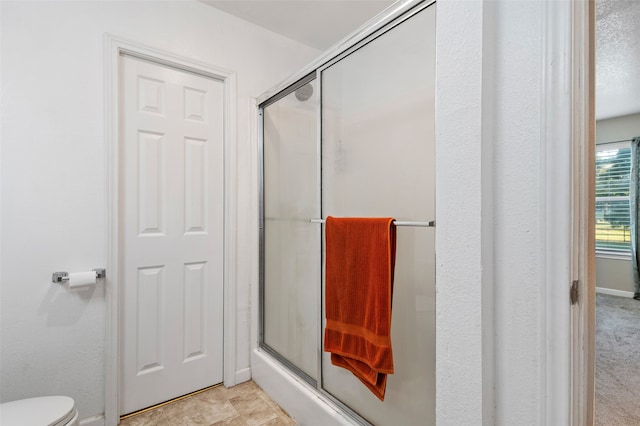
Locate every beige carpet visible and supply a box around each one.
[596,293,640,425]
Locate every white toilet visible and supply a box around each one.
[0,396,78,426]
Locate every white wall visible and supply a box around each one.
[596,113,640,143]
[0,1,319,422]
[436,0,571,424]
[435,0,486,423]
[595,113,640,294]
[490,3,545,423]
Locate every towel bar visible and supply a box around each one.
[309,219,435,227]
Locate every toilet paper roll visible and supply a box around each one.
[67,271,96,289]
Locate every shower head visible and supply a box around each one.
[295,83,313,102]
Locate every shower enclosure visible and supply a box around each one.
[257,1,436,424]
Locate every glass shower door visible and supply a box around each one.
[320,5,436,425]
[261,78,320,382]
[259,2,436,424]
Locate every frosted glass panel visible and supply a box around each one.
[321,6,435,425]
[263,80,320,380]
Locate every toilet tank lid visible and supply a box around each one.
[0,396,75,426]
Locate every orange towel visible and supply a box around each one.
[324,216,396,401]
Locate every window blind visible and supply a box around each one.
[595,144,631,252]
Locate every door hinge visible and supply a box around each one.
[570,280,579,305]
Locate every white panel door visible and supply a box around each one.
[120,54,224,414]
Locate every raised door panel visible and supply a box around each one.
[184,137,207,234]
[137,131,165,236]
[183,261,206,362]
[136,266,164,375]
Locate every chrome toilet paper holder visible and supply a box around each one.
[52,268,106,283]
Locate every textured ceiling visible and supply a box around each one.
[596,0,640,119]
[201,0,395,50]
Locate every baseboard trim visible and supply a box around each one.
[235,367,251,384]
[80,414,105,426]
[596,287,634,298]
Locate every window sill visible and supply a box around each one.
[596,251,632,261]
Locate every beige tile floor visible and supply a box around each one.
[120,381,295,426]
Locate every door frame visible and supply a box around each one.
[104,34,238,425]
[569,0,596,424]
[543,0,595,423]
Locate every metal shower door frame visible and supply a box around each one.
[257,1,436,424]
